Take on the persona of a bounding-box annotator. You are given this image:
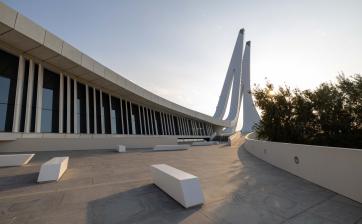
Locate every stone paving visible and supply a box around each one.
[0,140,361,224]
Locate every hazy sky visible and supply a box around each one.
[3,1,362,124]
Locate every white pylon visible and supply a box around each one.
[213,29,260,135]
[241,41,260,133]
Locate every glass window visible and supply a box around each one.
[30,64,38,132]
[0,49,19,132]
[77,83,86,133]
[102,92,111,134]
[110,96,122,134]
[41,69,59,133]
[95,90,101,134]
[88,86,94,134]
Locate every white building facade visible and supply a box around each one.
[0,3,259,151]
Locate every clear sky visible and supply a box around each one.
[3,0,362,128]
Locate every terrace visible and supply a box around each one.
[0,139,361,224]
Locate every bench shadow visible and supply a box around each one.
[0,172,38,191]
[86,183,202,224]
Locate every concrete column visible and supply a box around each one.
[86,84,90,134]
[184,118,189,136]
[109,94,113,134]
[125,101,129,134]
[162,113,167,135]
[24,60,34,133]
[100,90,105,134]
[190,120,196,135]
[142,106,146,135]
[171,115,175,135]
[202,122,206,136]
[93,88,97,134]
[59,73,64,133]
[179,117,183,135]
[119,98,124,134]
[129,101,135,134]
[176,117,181,135]
[66,76,71,133]
[35,64,43,133]
[145,108,150,135]
[149,109,154,135]
[73,79,78,134]
[153,110,158,135]
[195,121,199,136]
[180,117,185,135]
[181,117,185,135]
[12,55,25,132]
[168,115,172,135]
[167,114,172,135]
[191,120,196,135]
[138,106,143,135]
[159,112,165,135]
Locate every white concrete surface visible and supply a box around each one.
[244,133,362,203]
[191,141,218,146]
[0,134,178,152]
[151,164,204,208]
[117,145,126,152]
[153,145,190,151]
[37,157,69,182]
[0,154,35,167]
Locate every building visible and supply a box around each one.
[0,2,259,152]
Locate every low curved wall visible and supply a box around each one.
[244,133,362,203]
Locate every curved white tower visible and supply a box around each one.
[214,30,260,135]
[213,29,244,120]
[240,41,260,132]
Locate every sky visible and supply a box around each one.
[3,0,362,128]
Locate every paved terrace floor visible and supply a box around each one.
[0,139,361,224]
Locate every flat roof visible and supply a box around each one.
[0,2,230,127]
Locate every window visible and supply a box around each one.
[88,86,94,133]
[95,90,101,134]
[77,83,87,133]
[110,96,122,134]
[30,64,38,132]
[102,92,111,134]
[132,104,141,134]
[41,69,59,133]
[62,77,67,133]
[121,100,128,134]
[0,50,18,132]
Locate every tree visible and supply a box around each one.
[253,74,362,149]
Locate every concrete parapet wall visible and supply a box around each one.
[244,133,362,203]
[0,135,177,152]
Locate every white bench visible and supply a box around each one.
[191,141,219,146]
[153,145,190,151]
[0,154,35,167]
[117,145,126,152]
[37,157,69,183]
[151,164,204,208]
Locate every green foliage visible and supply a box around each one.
[253,74,362,149]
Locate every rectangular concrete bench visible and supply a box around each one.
[151,164,204,208]
[0,154,35,167]
[117,145,126,152]
[37,157,69,183]
[153,145,190,151]
[191,141,219,146]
